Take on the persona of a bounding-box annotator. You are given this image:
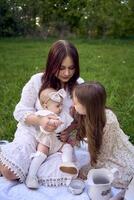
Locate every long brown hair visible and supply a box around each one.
[39,40,80,96]
[74,82,106,166]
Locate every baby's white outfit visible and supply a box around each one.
[35,109,73,155]
[26,109,78,188]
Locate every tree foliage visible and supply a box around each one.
[0,0,134,38]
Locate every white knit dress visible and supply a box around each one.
[0,73,84,186]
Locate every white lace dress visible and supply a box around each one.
[0,73,84,185]
[81,109,134,188]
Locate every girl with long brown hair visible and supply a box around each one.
[73,81,134,189]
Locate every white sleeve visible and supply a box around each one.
[13,75,40,122]
[77,77,84,84]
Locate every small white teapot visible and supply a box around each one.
[87,168,118,200]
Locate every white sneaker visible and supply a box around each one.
[25,176,39,189]
[124,177,134,200]
[59,162,78,175]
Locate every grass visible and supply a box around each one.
[0,38,134,143]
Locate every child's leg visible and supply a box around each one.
[59,143,78,175]
[25,143,49,189]
[0,163,18,180]
[61,143,73,162]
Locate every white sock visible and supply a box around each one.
[27,151,47,177]
[61,144,73,163]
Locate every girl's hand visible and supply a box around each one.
[59,119,78,143]
[60,130,69,142]
[39,114,62,132]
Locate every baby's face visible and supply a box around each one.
[47,101,63,115]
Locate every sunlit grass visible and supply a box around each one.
[0,38,134,143]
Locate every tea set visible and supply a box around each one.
[87,168,119,200]
[68,167,119,200]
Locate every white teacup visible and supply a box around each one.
[87,168,118,200]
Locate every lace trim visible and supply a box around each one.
[0,152,25,182]
[39,177,72,187]
[0,152,73,186]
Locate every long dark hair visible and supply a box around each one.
[39,40,80,96]
[74,82,106,165]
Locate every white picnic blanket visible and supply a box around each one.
[0,177,90,200]
[0,146,120,200]
[0,177,121,200]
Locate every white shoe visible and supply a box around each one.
[25,176,39,189]
[124,177,134,200]
[59,162,78,175]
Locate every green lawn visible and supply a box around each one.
[0,38,134,143]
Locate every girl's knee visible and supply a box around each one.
[1,165,18,180]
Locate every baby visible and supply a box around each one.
[25,88,78,189]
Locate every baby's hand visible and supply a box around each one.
[49,119,63,127]
[39,114,61,132]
